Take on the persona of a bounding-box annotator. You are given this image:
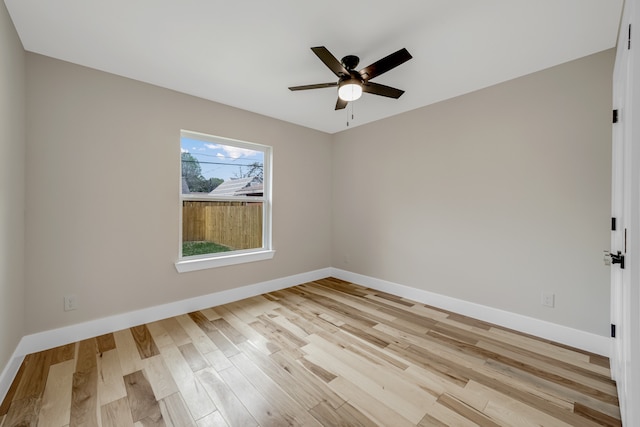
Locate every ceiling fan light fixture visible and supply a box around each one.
[338,79,363,101]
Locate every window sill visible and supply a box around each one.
[175,250,275,273]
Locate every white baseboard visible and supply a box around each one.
[1,268,329,402]
[1,265,610,403]
[4,267,330,366]
[331,268,611,357]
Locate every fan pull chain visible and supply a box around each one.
[346,102,355,127]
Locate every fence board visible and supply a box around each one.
[182,201,262,250]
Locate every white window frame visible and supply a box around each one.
[175,130,274,273]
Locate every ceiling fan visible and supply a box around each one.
[289,46,413,110]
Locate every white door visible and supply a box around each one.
[610,0,640,425]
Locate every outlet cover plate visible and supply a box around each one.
[64,294,78,311]
[541,292,555,308]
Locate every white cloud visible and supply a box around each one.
[181,147,188,153]
[222,146,258,159]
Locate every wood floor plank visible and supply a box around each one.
[440,319,616,385]
[464,379,576,427]
[2,396,41,427]
[96,333,117,354]
[13,349,52,401]
[309,401,377,427]
[141,355,179,401]
[405,345,606,426]
[188,311,240,358]
[203,350,234,373]
[485,358,621,419]
[97,349,127,406]
[130,325,161,360]
[476,340,618,402]
[50,343,76,365]
[217,365,291,427]
[213,305,273,354]
[239,341,345,411]
[303,336,435,424]
[75,338,98,373]
[159,343,216,420]
[101,396,135,427]
[231,295,280,318]
[146,321,175,349]
[417,398,479,427]
[303,283,398,324]
[174,314,218,355]
[573,402,622,427]
[270,292,341,334]
[159,318,192,347]
[249,319,305,359]
[196,368,258,427]
[1,278,621,427]
[114,329,145,375]
[266,312,310,341]
[200,307,222,321]
[70,369,99,427]
[195,410,229,427]
[38,358,75,427]
[123,370,164,425]
[158,392,196,427]
[436,392,502,426]
[255,314,308,349]
[272,306,329,337]
[178,343,209,372]
[228,352,323,426]
[211,318,248,345]
[329,376,415,427]
[297,356,338,383]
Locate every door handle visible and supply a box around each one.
[604,250,625,269]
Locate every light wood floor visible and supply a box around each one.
[0,278,621,426]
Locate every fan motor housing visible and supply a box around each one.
[341,55,360,71]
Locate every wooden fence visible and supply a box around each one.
[182,200,263,250]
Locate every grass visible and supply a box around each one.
[182,241,232,257]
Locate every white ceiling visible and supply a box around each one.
[4,0,624,134]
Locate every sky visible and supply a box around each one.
[180,136,264,182]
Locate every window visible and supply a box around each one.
[175,130,273,272]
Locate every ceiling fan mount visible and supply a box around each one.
[341,55,360,71]
[289,46,412,110]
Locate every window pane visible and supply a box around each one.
[180,131,270,262]
[181,137,264,195]
[182,200,263,256]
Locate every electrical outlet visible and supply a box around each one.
[64,294,78,311]
[541,292,555,308]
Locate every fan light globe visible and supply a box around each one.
[338,80,363,101]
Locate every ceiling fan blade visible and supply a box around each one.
[311,46,350,78]
[335,98,348,110]
[359,48,412,81]
[362,82,405,99]
[289,82,338,91]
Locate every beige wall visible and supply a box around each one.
[332,50,614,336]
[24,54,332,334]
[15,44,615,341]
[0,2,26,369]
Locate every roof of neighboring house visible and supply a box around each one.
[209,177,262,197]
[235,183,263,196]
